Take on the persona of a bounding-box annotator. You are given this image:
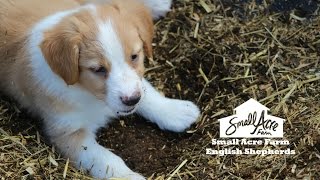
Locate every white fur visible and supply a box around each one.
[88,0,172,19]
[141,0,172,19]
[98,20,144,116]
[23,1,198,179]
[137,79,200,132]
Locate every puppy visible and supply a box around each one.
[0,0,200,179]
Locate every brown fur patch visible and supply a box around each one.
[41,28,81,85]
[40,12,95,85]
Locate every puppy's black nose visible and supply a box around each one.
[120,94,141,106]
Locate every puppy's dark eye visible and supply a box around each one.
[131,54,138,61]
[91,66,107,77]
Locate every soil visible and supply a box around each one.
[100,117,193,177]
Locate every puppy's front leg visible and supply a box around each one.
[137,79,200,132]
[50,128,145,179]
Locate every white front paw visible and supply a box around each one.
[91,164,145,180]
[143,0,172,19]
[156,99,200,132]
[90,163,145,180]
[91,160,145,180]
[118,173,146,180]
[78,147,145,180]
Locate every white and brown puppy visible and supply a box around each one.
[0,0,199,179]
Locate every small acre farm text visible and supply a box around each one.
[206,139,295,156]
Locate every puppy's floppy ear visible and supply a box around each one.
[40,17,82,85]
[129,1,154,59]
[138,14,154,60]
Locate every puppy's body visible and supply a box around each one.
[0,0,199,179]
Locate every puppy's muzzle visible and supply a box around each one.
[120,91,141,106]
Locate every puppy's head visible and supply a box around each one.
[40,0,153,115]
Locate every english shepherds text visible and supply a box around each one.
[206,139,295,156]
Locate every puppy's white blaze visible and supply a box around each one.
[98,20,125,63]
[98,20,142,109]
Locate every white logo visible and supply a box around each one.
[206,99,295,156]
[218,98,285,138]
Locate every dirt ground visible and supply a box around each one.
[1,0,320,179]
